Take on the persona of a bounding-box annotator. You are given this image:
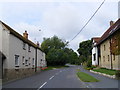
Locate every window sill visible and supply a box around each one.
[15,65,19,67]
[23,48,26,50]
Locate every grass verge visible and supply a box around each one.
[77,72,99,82]
[93,68,116,75]
[42,65,69,71]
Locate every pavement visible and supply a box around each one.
[2,65,119,89]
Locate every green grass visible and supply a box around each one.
[76,69,81,72]
[42,65,69,71]
[76,72,99,82]
[93,68,116,75]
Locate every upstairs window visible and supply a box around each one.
[104,45,106,51]
[22,56,25,65]
[15,55,19,66]
[23,42,26,50]
[25,59,28,66]
[32,58,34,65]
[108,55,109,61]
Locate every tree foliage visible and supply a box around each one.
[41,35,79,66]
[77,40,92,65]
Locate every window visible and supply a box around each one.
[22,56,25,65]
[28,45,31,52]
[29,57,31,65]
[32,58,34,65]
[15,55,19,66]
[93,54,96,61]
[113,55,115,61]
[23,42,26,50]
[103,56,105,62]
[108,55,109,61]
[104,45,106,51]
[25,59,28,66]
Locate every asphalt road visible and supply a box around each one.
[2,65,119,89]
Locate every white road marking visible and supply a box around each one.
[86,86,89,88]
[49,76,54,80]
[38,82,47,89]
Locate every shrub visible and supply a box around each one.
[115,70,120,79]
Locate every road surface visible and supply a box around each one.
[2,65,119,89]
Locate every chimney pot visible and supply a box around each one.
[23,30,28,39]
[110,21,114,26]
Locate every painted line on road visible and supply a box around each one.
[38,82,47,89]
[49,76,54,80]
[86,86,89,88]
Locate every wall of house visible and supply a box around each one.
[1,23,47,82]
[92,46,98,65]
[2,29,37,82]
[100,39,111,69]
[100,38,119,70]
[37,49,46,71]
[92,40,98,66]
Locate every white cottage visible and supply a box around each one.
[92,37,100,66]
[0,21,46,82]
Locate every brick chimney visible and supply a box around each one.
[110,21,114,26]
[23,30,28,39]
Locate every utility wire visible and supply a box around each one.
[69,0,105,43]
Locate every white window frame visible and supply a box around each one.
[15,55,19,66]
[23,42,26,50]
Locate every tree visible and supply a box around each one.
[77,40,92,64]
[41,35,79,66]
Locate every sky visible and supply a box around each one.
[0,0,119,53]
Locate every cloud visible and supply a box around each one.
[0,1,119,51]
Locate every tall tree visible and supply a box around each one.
[77,40,92,63]
[41,35,80,66]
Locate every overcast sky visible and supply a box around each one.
[0,0,119,52]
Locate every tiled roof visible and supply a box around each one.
[0,21,43,51]
[92,37,101,43]
[97,18,120,45]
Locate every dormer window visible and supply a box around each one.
[23,42,26,50]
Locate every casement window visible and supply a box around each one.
[113,55,115,61]
[28,45,31,52]
[25,59,28,66]
[93,54,96,61]
[22,56,25,65]
[32,58,34,65]
[104,45,106,51]
[15,55,19,66]
[29,57,31,65]
[103,56,105,62]
[108,55,109,61]
[23,42,26,50]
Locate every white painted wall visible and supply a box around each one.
[9,34,36,69]
[37,49,46,68]
[1,24,10,69]
[1,22,46,71]
[92,40,98,66]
